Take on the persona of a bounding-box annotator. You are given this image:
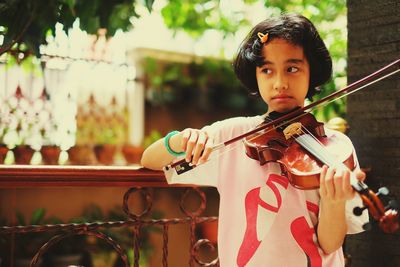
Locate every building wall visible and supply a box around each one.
[346,1,400,266]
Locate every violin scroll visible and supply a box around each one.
[354,186,399,233]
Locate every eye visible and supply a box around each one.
[288,66,299,73]
[261,68,272,74]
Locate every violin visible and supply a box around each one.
[164,58,400,233]
[244,111,355,190]
[244,111,398,233]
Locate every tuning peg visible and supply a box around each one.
[362,222,372,231]
[353,206,367,216]
[388,200,399,210]
[377,187,389,196]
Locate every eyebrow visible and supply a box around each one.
[261,58,305,66]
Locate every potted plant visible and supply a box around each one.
[68,113,97,165]
[77,204,121,267]
[0,94,38,164]
[11,121,37,165]
[13,208,56,267]
[47,233,88,267]
[0,126,9,164]
[93,126,123,165]
[39,118,62,165]
[122,130,162,165]
[37,215,91,267]
[76,204,162,267]
[107,205,163,267]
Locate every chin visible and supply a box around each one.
[274,106,296,113]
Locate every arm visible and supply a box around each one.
[141,129,214,170]
[317,166,365,254]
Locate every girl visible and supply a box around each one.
[141,13,368,267]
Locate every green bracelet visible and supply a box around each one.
[164,131,186,157]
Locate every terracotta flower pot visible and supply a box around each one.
[0,144,8,164]
[40,145,61,165]
[121,144,144,165]
[12,145,35,165]
[94,144,117,165]
[68,145,97,165]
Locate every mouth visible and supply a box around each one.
[272,94,292,100]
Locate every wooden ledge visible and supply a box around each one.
[0,165,175,188]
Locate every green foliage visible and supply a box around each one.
[143,56,266,115]
[0,0,155,57]
[14,208,62,257]
[158,0,348,120]
[76,203,162,258]
[0,0,348,119]
[143,130,163,149]
[16,208,45,226]
[161,0,249,38]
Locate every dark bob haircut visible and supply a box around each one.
[233,13,332,100]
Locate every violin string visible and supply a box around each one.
[293,126,400,225]
[296,126,338,166]
[181,67,400,168]
[203,116,276,163]
[202,114,315,167]
[296,125,361,185]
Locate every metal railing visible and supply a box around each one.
[0,165,219,267]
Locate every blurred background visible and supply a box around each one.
[1,0,398,267]
[0,0,348,166]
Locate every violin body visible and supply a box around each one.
[244,113,356,189]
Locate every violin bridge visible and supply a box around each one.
[283,122,303,140]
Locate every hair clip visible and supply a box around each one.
[257,32,269,43]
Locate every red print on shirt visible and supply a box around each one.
[290,202,322,267]
[236,174,289,267]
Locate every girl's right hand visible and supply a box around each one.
[180,128,214,165]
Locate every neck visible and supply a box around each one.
[266,106,302,121]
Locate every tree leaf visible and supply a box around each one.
[144,0,154,12]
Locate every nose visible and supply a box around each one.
[273,72,288,91]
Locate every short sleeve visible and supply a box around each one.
[345,193,369,234]
[344,135,369,234]
[163,116,264,187]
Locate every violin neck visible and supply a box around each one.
[294,134,367,192]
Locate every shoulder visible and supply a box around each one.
[204,115,265,142]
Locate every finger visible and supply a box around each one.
[333,168,344,199]
[199,137,214,164]
[319,165,328,197]
[185,130,198,162]
[356,169,366,182]
[342,170,353,198]
[324,167,336,199]
[192,131,208,165]
[181,129,192,151]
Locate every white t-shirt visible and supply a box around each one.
[164,116,369,267]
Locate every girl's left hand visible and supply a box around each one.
[319,165,366,203]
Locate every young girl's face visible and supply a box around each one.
[256,38,310,113]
